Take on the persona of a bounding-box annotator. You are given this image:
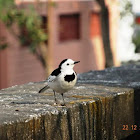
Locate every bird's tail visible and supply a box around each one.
[39,85,49,93]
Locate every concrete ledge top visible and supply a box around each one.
[78,64,140,89]
[0,82,133,125]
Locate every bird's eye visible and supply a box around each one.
[67,63,69,65]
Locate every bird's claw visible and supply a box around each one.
[61,102,66,106]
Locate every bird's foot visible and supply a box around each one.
[61,102,66,106]
[53,99,66,106]
[54,102,58,106]
[53,98,59,105]
[53,102,66,106]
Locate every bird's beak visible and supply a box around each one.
[74,61,80,64]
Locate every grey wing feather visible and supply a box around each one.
[48,75,57,82]
[39,85,49,93]
[39,74,57,93]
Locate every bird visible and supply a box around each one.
[38,59,80,105]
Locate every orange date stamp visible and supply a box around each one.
[122,125,139,131]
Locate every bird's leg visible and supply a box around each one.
[61,93,65,106]
[53,90,57,104]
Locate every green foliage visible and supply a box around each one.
[0,0,14,21]
[15,10,47,53]
[119,0,133,19]
[0,0,47,53]
[0,0,14,10]
[132,32,140,53]
[0,44,8,50]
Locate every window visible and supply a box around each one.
[59,14,80,42]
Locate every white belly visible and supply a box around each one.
[48,73,77,93]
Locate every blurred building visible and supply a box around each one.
[0,0,119,89]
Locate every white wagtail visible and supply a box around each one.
[39,59,80,105]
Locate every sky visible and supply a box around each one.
[133,0,140,13]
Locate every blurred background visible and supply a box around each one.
[0,0,139,89]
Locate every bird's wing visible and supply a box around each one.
[39,68,61,93]
[48,75,57,82]
[48,68,61,82]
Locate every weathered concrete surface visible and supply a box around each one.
[0,83,134,140]
[78,64,140,138]
[78,64,140,89]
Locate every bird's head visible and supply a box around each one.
[59,59,80,71]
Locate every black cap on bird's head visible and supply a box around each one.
[59,59,68,68]
[59,59,80,70]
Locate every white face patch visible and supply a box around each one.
[61,59,75,70]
